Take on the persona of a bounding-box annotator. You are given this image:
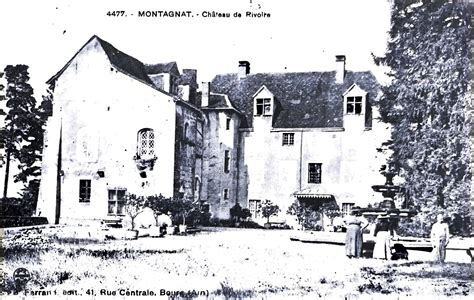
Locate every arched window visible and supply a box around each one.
[137,128,155,159]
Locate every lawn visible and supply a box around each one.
[1,227,471,298]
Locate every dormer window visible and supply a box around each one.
[253,86,274,116]
[343,84,367,116]
[346,96,363,115]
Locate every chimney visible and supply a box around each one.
[238,61,250,79]
[335,55,346,84]
[201,82,210,107]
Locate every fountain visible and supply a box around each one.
[352,164,417,219]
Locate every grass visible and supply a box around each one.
[2,228,472,297]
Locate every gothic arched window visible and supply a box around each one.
[137,128,155,159]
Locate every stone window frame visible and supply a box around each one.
[79,179,91,203]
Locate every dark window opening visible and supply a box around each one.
[226,117,231,130]
[347,96,363,115]
[282,133,295,146]
[255,98,271,116]
[224,150,230,173]
[108,189,126,216]
[223,189,229,200]
[79,179,91,202]
[308,163,322,184]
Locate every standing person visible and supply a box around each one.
[373,216,392,260]
[345,212,368,258]
[430,214,450,263]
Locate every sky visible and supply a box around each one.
[0,0,392,98]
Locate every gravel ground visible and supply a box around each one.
[2,227,472,298]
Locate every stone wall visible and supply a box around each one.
[202,110,241,219]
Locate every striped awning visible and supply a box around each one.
[294,193,334,199]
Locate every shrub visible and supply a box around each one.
[145,194,173,226]
[287,199,322,230]
[260,199,280,224]
[0,197,35,216]
[230,203,252,224]
[124,194,145,230]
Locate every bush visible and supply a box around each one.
[396,216,429,238]
[230,203,252,224]
[0,197,36,216]
[239,220,263,229]
[208,218,234,227]
[0,216,48,228]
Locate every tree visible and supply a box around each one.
[287,199,328,230]
[260,199,280,224]
[168,198,199,226]
[374,1,471,235]
[124,194,146,230]
[287,199,307,229]
[319,201,341,228]
[1,65,51,205]
[0,71,6,168]
[145,194,173,226]
[230,203,252,224]
[1,65,36,198]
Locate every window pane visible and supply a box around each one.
[117,190,126,200]
[264,104,271,114]
[108,189,117,200]
[256,104,263,115]
[108,201,116,214]
[355,103,362,114]
[347,103,354,114]
[117,200,125,215]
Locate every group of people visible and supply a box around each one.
[344,213,393,259]
[344,212,450,263]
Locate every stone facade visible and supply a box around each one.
[209,58,391,224]
[37,36,391,226]
[37,36,203,224]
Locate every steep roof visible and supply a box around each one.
[210,71,380,128]
[97,37,153,85]
[47,35,154,86]
[144,62,180,76]
[208,94,230,109]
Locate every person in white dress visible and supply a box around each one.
[430,214,450,263]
